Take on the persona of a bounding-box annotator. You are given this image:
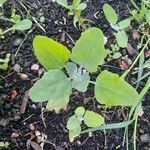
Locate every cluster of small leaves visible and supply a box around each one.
[0,53,10,70]
[0,141,9,149]
[67,106,104,141]
[0,4,32,37]
[103,4,131,48]
[29,27,144,141]
[56,0,88,27]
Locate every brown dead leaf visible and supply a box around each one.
[126,43,136,56]
[10,90,17,100]
[0,119,9,126]
[145,49,150,58]
[30,141,41,150]
[132,31,140,40]
[119,60,129,70]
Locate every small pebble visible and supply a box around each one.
[140,134,150,143]
[11,132,19,139]
[13,38,23,47]
[20,73,28,80]
[29,123,35,131]
[35,131,41,137]
[31,64,40,71]
[13,64,21,73]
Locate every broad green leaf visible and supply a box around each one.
[33,36,70,70]
[69,126,81,142]
[115,30,128,48]
[29,70,72,111]
[146,10,150,25]
[0,0,6,7]
[67,115,81,130]
[118,19,131,30]
[75,106,85,117]
[71,27,107,72]
[95,71,139,106]
[56,0,68,8]
[66,62,90,92]
[13,19,32,31]
[103,4,118,24]
[46,93,69,112]
[84,110,104,127]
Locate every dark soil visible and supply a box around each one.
[0,0,149,150]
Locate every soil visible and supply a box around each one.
[0,0,149,150]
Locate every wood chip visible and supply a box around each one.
[20,91,29,114]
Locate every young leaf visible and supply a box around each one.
[12,19,32,31]
[84,110,104,127]
[71,27,107,72]
[95,71,139,106]
[118,19,131,30]
[67,115,81,130]
[72,0,81,7]
[56,0,68,8]
[77,3,87,11]
[69,126,81,142]
[146,10,150,25]
[115,30,128,48]
[29,70,72,111]
[75,106,85,117]
[66,62,90,92]
[103,4,118,24]
[33,36,70,70]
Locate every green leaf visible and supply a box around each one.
[95,71,139,106]
[103,4,118,24]
[67,115,81,130]
[73,0,81,7]
[12,19,32,31]
[56,0,68,8]
[146,10,150,25]
[0,0,6,7]
[33,36,70,70]
[118,19,131,30]
[29,70,72,111]
[71,27,107,72]
[77,3,87,10]
[66,62,90,92]
[69,126,81,142]
[115,30,128,48]
[75,106,85,117]
[84,110,104,127]
[67,115,81,142]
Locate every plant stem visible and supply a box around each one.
[0,16,14,23]
[133,116,138,150]
[2,27,13,35]
[89,81,95,85]
[130,0,140,11]
[121,38,150,79]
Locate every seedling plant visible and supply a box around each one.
[56,0,88,27]
[29,27,150,149]
[0,0,32,38]
[0,53,10,70]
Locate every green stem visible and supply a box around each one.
[130,0,140,11]
[121,38,150,79]
[133,116,138,150]
[2,27,13,35]
[0,16,14,23]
